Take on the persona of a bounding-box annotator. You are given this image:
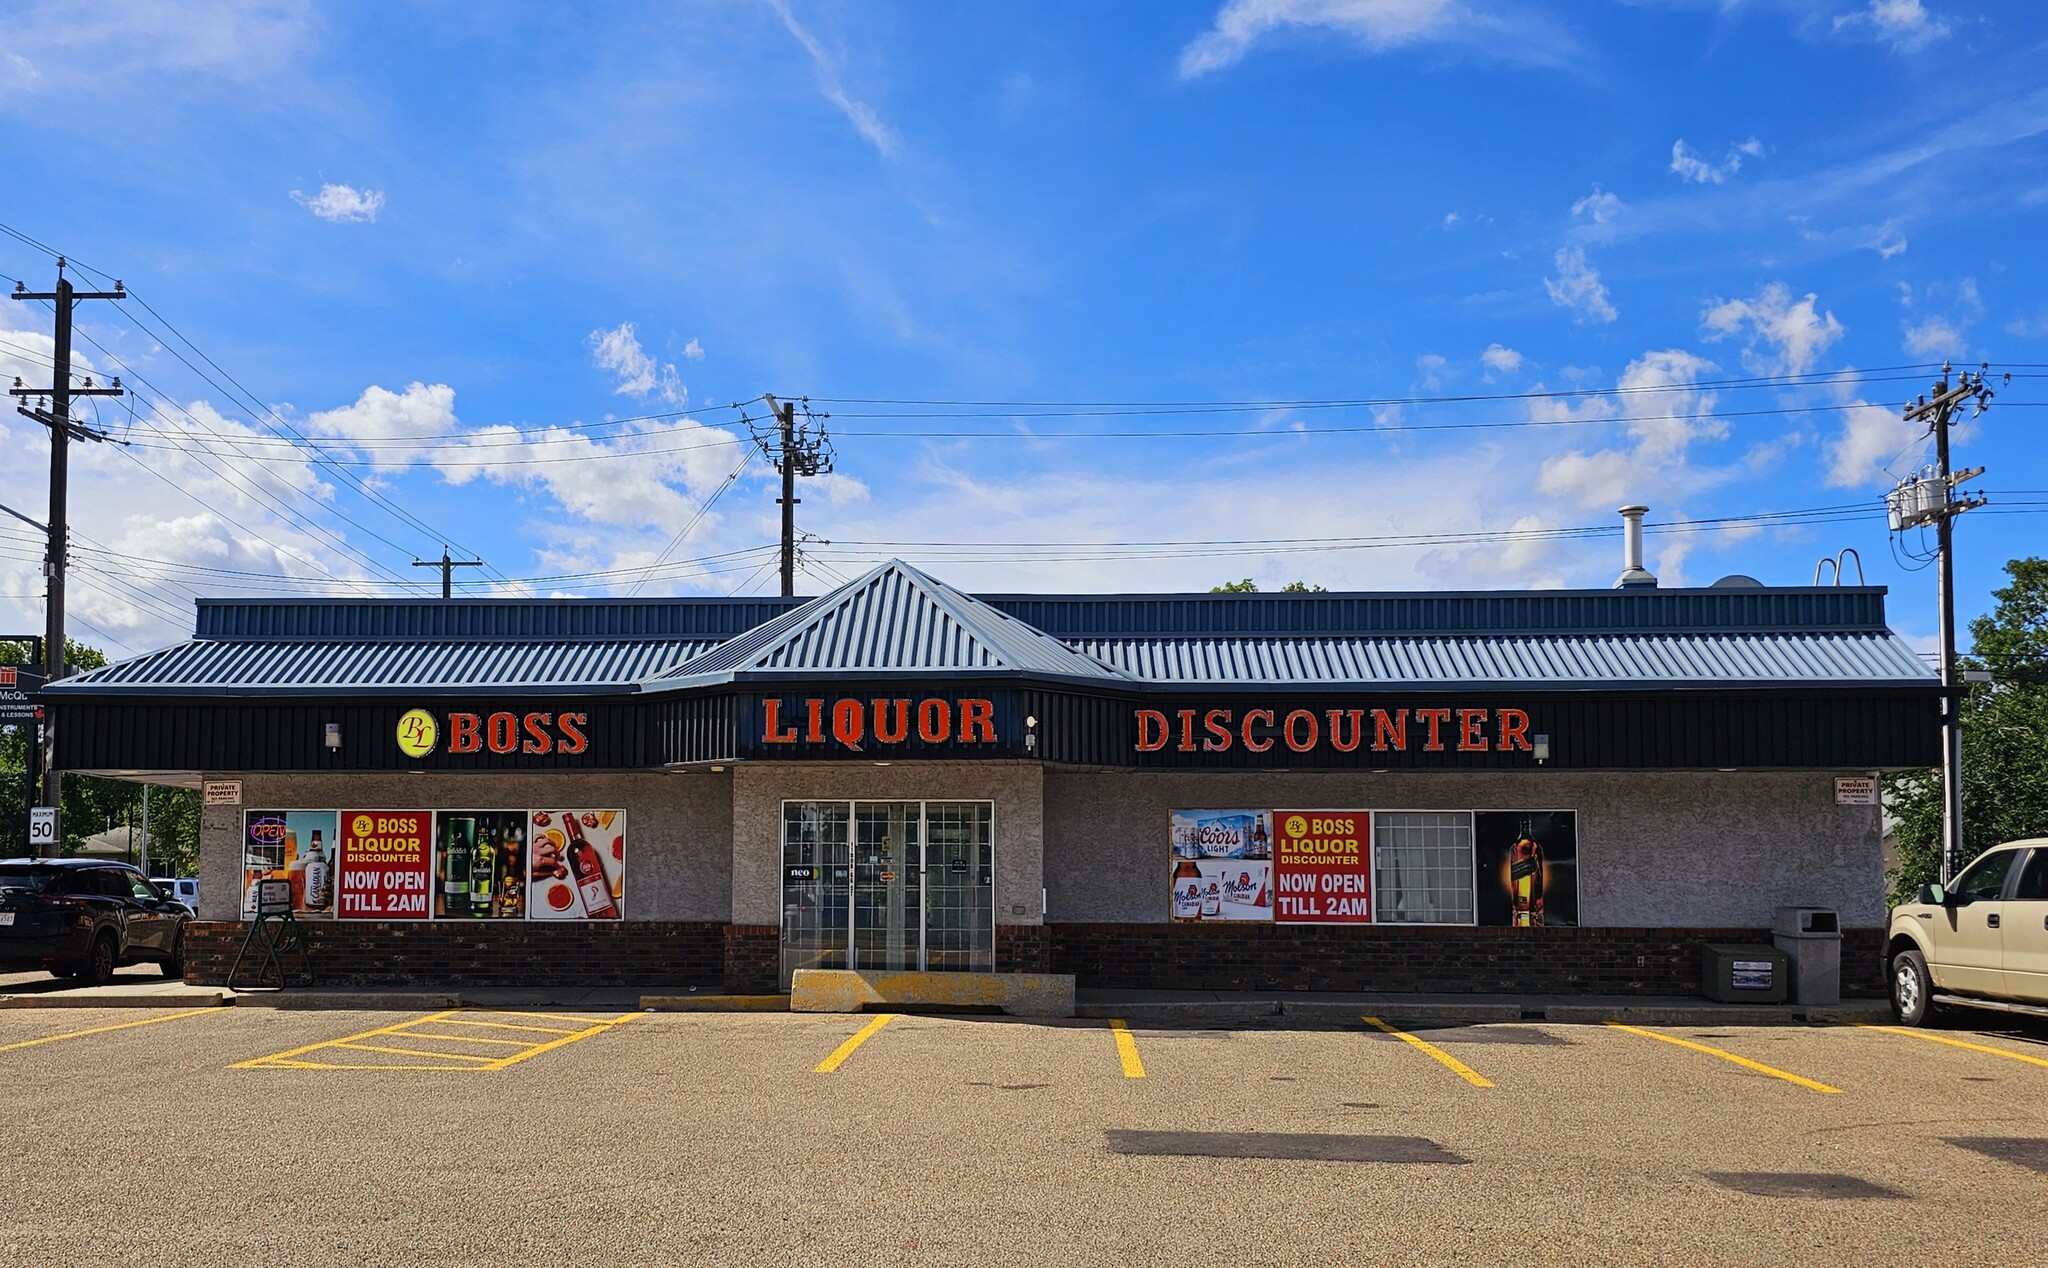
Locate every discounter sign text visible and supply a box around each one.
[337,811,432,918]
[1273,810,1372,924]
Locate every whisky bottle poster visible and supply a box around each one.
[334,811,433,919]
[240,810,340,919]
[432,811,529,919]
[1168,810,1273,922]
[1473,811,1577,927]
[1272,810,1372,924]
[527,809,626,920]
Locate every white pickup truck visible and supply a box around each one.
[1886,838,2048,1024]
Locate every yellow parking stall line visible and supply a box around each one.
[815,1013,897,1073]
[1108,1018,1146,1079]
[484,1012,646,1071]
[431,1017,582,1036]
[230,1009,465,1069]
[329,1042,498,1062]
[0,1007,219,1055]
[470,1009,617,1026]
[1605,1022,1842,1094]
[400,1031,538,1047]
[1363,1016,1494,1088]
[1855,1023,2048,1070]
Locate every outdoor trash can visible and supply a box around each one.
[1772,907,1842,1006]
[1700,943,1789,1004]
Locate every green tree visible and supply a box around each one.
[1211,580,1328,593]
[1885,558,2048,902]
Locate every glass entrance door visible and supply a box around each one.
[779,800,993,988]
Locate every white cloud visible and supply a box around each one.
[764,0,899,159]
[1824,395,1921,488]
[1176,0,1571,78]
[588,322,686,405]
[291,183,385,223]
[1535,349,1722,507]
[1415,352,1448,389]
[1872,221,1909,258]
[1897,277,1979,357]
[307,382,459,470]
[1570,185,1623,226]
[1902,316,1966,357]
[1699,283,1844,375]
[1481,343,1523,373]
[1544,245,1618,324]
[682,337,704,361]
[0,0,310,96]
[1442,210,1463,229]
[1833,0,1950,53]
[1669,138,1764,185]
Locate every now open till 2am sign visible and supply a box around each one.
[1273,810,1373,924]
[337,811,432,918]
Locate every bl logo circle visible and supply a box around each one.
[396,709,438,758]
[1284,814,1308,839]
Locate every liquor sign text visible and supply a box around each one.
[337,811,432,918]
[1273,810,1372,924]
[1135,706,1533,756]
[759,697,999,752]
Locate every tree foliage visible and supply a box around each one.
[1884,558,2048,903]
[1211,580,1327,593]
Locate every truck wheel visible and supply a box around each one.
[82,933,118,987]
[1891,948,1936,1026]
[160,933,184,980]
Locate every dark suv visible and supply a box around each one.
[0,859,190,985]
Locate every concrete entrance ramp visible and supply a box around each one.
[791,969,1075,1018]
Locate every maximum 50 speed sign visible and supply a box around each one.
[28,806,57,851]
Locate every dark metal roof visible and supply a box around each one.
[59,638,719,696]
[192,596,802,641]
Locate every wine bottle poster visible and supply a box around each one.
[1473,811,1578,928]
[432,811,530,919]
[1272,810,1373,924]
[334,811,433,919]
[527,809,626,921]
[1168,810,1273,922]
[241,810,341,919]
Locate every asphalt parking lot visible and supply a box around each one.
[2,1005,2044,1267]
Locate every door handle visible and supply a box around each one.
[1986,913,2000,929]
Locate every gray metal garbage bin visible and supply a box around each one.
[1772,907,1841,1005]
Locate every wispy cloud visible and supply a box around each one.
[1833,0,1950,54]
[1544,245,1618,323]
[764,0,899,159]
[1669,137,1764,185]
[1700,283,1844,375]
[291,183,384,223]
[1177,0,1573,78]
[589,321,687,405]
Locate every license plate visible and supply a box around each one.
[0,912,14,925]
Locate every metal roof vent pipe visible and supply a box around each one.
[1615,504,1658,588]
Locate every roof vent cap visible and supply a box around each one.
[1615,505,1657,589]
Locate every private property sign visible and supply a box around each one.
[1834,777,1880,806]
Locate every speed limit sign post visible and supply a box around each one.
[28,806,57,857]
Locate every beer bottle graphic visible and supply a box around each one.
[1509,817,1544,927]
[304,829,331,911]
[1171,858,1203,921]
[562,812,619,919]
[442,816,475,919]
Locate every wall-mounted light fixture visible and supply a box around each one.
[1532,734,1551,764]
[323,722,342,751]
[1024,714,1039,754]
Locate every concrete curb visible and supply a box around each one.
[0,992,229,1009]
[233,992,461,1010]
[1338,1001,1526,1025]
[642,995,787,1012]
[1076,1000,1282,1024]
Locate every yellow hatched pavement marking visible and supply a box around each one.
[0,1007,219,1055]
[1605,1022,1842,1094]
[1364,1016,1494,1088]
[1856,1023,2048,1070]
[232,1008,644,1071]
[1108,1018,1146,1079]
[815,1013,896,1073]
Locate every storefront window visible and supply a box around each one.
[781,801,851,984]
[924,802,994,973]
[1373,811,1475,925]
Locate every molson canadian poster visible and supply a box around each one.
[1168,810,1272,922]
[1473,811,1578,927]
[527,809,626,920]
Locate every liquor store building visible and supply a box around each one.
[42,560,1939,997]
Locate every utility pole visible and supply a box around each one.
[412,546,484,599]
[751,395,834,597]
[9,259,125,824]
[1889,361,1996,884]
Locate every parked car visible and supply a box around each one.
[0,859,190,985]
[1887,837,2048,1025]
[151,876,199,912]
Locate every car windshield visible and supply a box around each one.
[0,866,61,893]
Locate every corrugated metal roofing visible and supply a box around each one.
[193,596,802,641]
[60,638,718,695]
[1073,631,1933,686]
[650,560,1129,688]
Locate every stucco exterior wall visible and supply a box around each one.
[1043,769,1886,928]
[729,762,1044,927]
[197,771,732,922]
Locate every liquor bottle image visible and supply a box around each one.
[442,816,475,919]
[562,813,620,919]
[471,820,497,918]
[1171,858,1203,920]
[1509,818,1544,927]
[498,821,525,918]
[304,829,331,911]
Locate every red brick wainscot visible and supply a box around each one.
[182,920,726,990]
[1048,924,1886,998]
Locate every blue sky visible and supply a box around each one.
[0,0,2043,659]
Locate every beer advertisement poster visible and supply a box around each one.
[432,811,529,919]
[527,809,625,920]
[240,810,340,918]
[1168,810,1272,922]
[1473,811,1578,927]
[336,811,433,919]
[1272,810,1373,924]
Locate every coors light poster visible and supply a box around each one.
[1473,811,1578,927]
